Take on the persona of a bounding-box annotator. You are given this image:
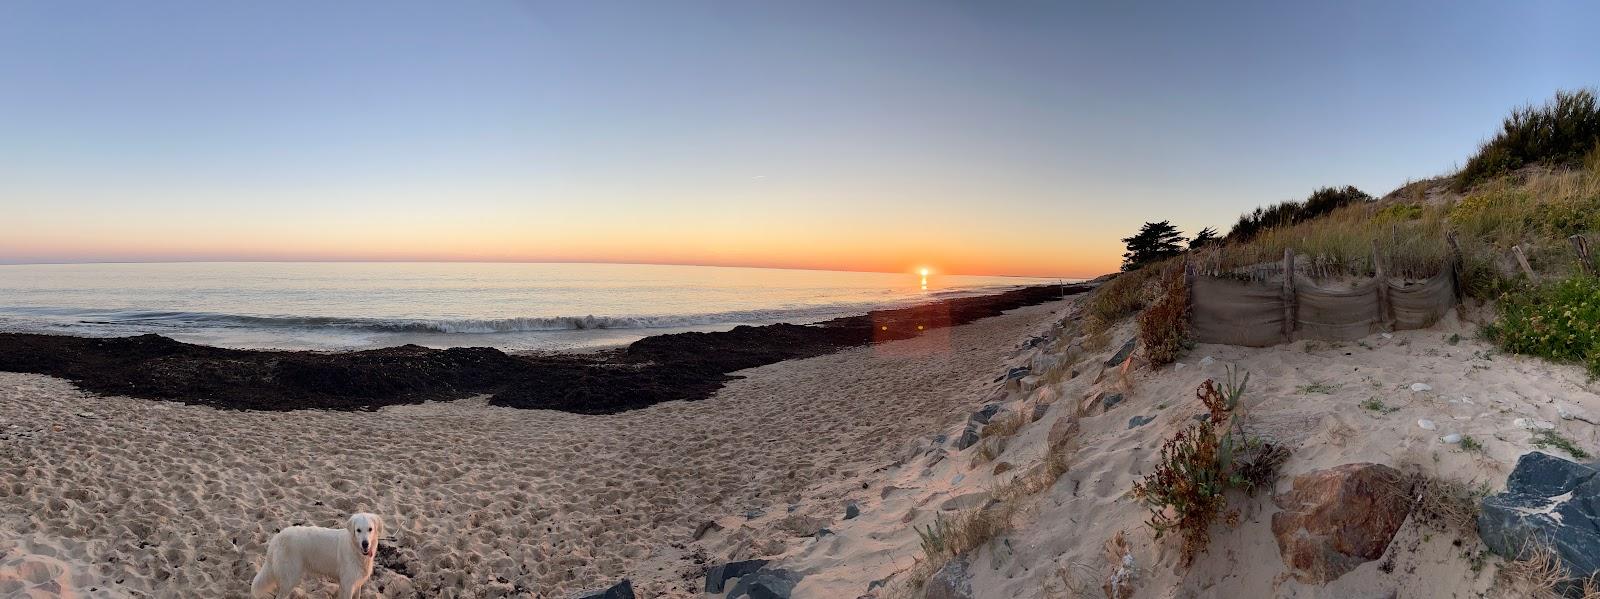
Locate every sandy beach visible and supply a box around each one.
[0,300,1074,597]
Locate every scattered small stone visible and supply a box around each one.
[691,520,722,541]
[1101,393,1125,410]
[744,508,766,520]
[1441,433,1462,444]
[1381,333,1394,339]
[1410,383,1432,392]
[1105,338,1137,367]
[1173,363,1187,371]
[844,502,860,520]
[924,554,974,599]
[1004,366,1031,381]
[953,424,981,450]
[969,404,1002,425]
[1417,419,1437,431]
[1128,415,1155,429]
[1199,356,1215,366]
[951,474,965,486]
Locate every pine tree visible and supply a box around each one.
[1189,227,1219,249]
[1121,221,1187,271]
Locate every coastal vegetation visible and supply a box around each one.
[1456,88,1600,190]
[1132,371,1288,565]
[1136,259,1190,366]
[1120,221,1188,271]
[1485,275,1600,376]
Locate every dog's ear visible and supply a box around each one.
[372,514,385,539]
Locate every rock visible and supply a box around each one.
[992,461,1013,475]
[1174,363,1187,371]
[1410,383,1432,392]
[969,404,1002,425]
[706,560,770,593]
[1105,339,1137,366]
[1417,419,1436,431]
[1005,366,1031,381]
[923,554,974,599]
[940,492,992,512]
[1271,463,1413,583]
[1047,416,1079,449]
[1199,356,1215,366]
[727,567,802,599]
[1479,452,1600,595]
[691,520,723,541]
[950,474,964,486]
[1441,433,1462,444]
[953,423,981,450]
[1031,402,1050,422]
[744,508,766,519]
[1128,415,1155,429]
[1100,393,1125,410]
[844,502,860,520]
[571,579,634,599]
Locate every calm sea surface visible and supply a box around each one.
[0,262,1069,351]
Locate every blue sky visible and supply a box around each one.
[2,1,1597,275]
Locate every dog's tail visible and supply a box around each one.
[250,556,275,598]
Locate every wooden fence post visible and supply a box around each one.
[1372,241,1394,331]
[1572,234,1595,276]
[1445,230,1465,307]
[1512,245,1536,281]
[1281,249,1296,342]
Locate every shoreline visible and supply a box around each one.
[0,283,1092,414]
[0,297,1083,597]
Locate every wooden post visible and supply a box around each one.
[1572,234,1595,276]
[1512,245,1536,281]
[1372,241,1394,331]
[1445,230,1465,306]
[1281,248,1296,342]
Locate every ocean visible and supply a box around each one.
[0,262,1069,351]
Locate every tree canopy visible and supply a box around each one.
[1121,221,1187,271]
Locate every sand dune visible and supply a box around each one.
[0,301,1072,598]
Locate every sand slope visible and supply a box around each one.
[0,301,1073,598]
[770,309,1600,598]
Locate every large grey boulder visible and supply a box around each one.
[1479,452,1600,596]
[923,554,974,599]
[705,560,769,593]
[726,567,801,599]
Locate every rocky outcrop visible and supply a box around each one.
[1479,452,1600,596]
[1270,463,1412,583]
[1047,415,1079,450]
[923,554,974,599]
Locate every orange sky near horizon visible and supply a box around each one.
[2,206,1120,278]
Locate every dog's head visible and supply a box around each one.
[347,512,383,559]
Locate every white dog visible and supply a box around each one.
[251,513,384,599]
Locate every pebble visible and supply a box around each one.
[1382,333,1394,339]
[1417,419,1437,431]
[1441,433,1462,444]
[1174,363,1187,371]
[1410,383,1432,392]
[1199,356,1215,366]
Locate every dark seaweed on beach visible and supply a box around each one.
[0,284,1089,414]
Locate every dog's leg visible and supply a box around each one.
[338,579,357,599]
[273,564,300,599]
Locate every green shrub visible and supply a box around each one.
[1484,276,1600,375]
[1225,185,1374,243]
[1376,203,1424,222]
[1458,88,1600,190]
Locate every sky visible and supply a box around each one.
[2,1,1597,277]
